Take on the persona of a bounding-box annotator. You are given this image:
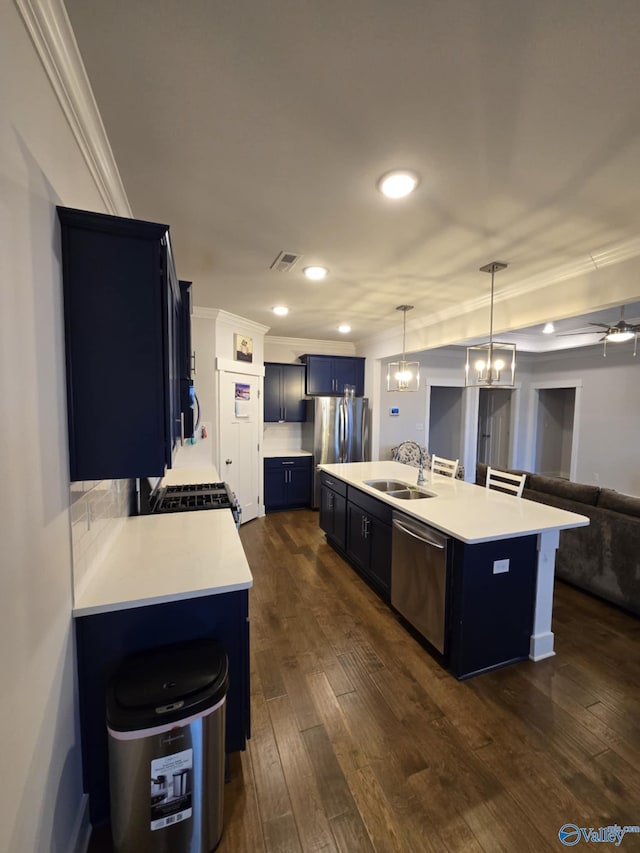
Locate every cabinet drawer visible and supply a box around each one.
[319,471,347,497]
[347,486,392,525]
[264,456,310,470]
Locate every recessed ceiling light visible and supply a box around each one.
[338,324,351,334]
[377,169,420,199]
[303,265,328,281]
[272,306,289,316]
[542,322,555,334]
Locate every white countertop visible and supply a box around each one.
[73,507,252,617]
[319,461,590,544]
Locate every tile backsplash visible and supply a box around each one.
[263,422,303,454]
[70,478,133,600]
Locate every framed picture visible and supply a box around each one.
[234,333,253,363]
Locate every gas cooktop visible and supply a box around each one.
[151,482,235,514]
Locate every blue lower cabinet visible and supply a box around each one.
[264,456,312,511]
[448,536,537,678]
[345,487,392,599]
[75,591,250,825]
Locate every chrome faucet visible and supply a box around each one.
[417,448,426,485]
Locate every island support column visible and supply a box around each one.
[530,528,560,660]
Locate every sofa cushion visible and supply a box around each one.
[597,488,640,519]
[525,474,600,506]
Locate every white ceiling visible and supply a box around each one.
[63,0,640,349]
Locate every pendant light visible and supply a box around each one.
[387,305,420,391]
[465,261,516,387]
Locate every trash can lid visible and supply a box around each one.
[107,639,229,731]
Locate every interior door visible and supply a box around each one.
[477,389,512,467]
[219,372,260,523]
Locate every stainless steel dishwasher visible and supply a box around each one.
[391,512,450,654]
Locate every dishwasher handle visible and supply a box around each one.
[392,518,445,549]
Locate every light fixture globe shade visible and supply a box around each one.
[338,324,351,333]
[303,265,328,281]
[378,170,419,199]
[272,305,289,316]
[606,329,634,342]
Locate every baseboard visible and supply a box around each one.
[70,794,91,853]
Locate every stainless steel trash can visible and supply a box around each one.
[107,639,229,853]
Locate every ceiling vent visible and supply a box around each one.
[270,250,301,272]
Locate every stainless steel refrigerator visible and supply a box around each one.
[302,396,369,508]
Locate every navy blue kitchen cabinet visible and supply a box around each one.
[57,207,183,480]
[178,280,196,439]
[264,362,306,422]
[448,536,537,679]
[300,354,365,396]
[318,472,347,551]
[75,591,250,825]
[345,487,392,599]
[264,456,312,510]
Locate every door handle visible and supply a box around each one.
[392,519,445,548]
[225,458,232,465]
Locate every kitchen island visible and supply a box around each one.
[73,468,252,825]
[318,461,589,675]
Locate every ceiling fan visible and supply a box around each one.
[558,306,639,356]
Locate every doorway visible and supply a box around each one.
[476,388,513,467]
[534,387,576,478]
[428,386,463,459]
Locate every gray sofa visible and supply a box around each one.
[476,464,640,616]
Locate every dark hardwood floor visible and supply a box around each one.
[89,509,640,852]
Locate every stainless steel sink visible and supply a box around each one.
[387,488,435,500]
[363,479,408,492]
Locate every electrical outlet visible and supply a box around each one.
[416,423,424,431]
[493,558,509,574]
[594,472,599,483]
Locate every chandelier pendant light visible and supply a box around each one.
[465,261,516,387]
[387,305,420,392]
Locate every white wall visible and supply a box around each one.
[0,3,126,850]
[527,346,640,494]
[372,342,639,495]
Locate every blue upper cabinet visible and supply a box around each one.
[264,362,306,422]
[300,354,365,396]
[178,280,195,438]
[57,207,182,480]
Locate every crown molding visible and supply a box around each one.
[15,0,132,217]
[265,335,356,355]
[192,307,221,320]
[192,306,270,335]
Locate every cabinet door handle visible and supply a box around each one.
[363,516,370,539]
[282,461,294,465]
